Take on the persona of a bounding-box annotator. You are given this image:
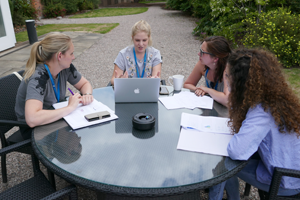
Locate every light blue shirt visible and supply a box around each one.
[114,45,162,78]
[227,104,300,189]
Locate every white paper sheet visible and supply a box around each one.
[159,91,214,110]
[53,99,118,129]
[177,128,233,156]
[180,113,231,134]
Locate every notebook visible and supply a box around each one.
[114,78,160,103]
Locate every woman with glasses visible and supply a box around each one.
[183,36,231,106]
[110,20,162,85]
[209,48,300,200]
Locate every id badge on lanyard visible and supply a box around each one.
[133,48,147,78]
[44,64,60,102]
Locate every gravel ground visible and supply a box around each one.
[0,4,260,200]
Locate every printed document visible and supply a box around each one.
[177,128,233,156]
[180,113,231,134]
[177,113,233,156]
[159,91,213,110]
[53,99,118,129]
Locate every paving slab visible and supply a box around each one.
[0,32,102,78]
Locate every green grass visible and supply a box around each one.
[15,23,119,42]
[283,68,300,98]
[70,7,148,18]
[139,0,166,3]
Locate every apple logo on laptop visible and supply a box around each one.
[134,88,140,94]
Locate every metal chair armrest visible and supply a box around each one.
[0,119,29,128]
[40,184,77,200]
[268,167,300,199]
[0,139,31,156]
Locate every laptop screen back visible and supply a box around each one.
[114,78,160,103]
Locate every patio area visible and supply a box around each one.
[0,4,258,199]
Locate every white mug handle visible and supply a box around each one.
[168,76,173,86]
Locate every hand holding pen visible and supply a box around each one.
[67,88,82,110]
[68,88,93,106]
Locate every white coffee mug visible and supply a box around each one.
[168,75,184,91]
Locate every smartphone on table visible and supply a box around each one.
[159,86,169,95]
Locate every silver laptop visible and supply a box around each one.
[114,78,160,103]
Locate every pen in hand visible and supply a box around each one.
[68,88,74,95]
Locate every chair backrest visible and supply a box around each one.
[268,167,300,199]
[0,70,24,135]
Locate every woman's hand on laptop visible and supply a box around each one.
[148,71,160,78]
[115,70,128,78]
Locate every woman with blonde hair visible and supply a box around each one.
[111,20,162,85]
[209,48,300,199]
[15,32,93,139]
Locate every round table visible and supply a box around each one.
[32,86,246,199]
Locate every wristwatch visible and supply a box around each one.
[83,93,92,95]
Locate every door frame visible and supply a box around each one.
[0,0,16,52]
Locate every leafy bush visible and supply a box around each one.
[62,0,79,14]
[78,0,94,11]
[190,0,210,18]
[242,8,300,68]
[43,3,66,18]
[9,0,37,26]
[166,0,182,10]
[90,0,101,9]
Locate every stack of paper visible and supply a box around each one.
[177,113,233,156]
[53,99,118,130]
[159,91,214,110]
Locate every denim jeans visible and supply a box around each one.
[209,159,300,200]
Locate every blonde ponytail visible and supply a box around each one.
[23,32,72,80]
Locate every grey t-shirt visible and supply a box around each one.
[114,45,162,78]
[15,63,82,122]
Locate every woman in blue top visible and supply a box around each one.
[209,48,300,200]
[184,36,232,107]
[110,20,162,85]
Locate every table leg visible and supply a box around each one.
[47,169,56,190]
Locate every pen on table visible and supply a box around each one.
[68,88,74,95]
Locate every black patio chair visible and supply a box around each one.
[244,167,300,200]
[0,70,31,183]
[0,70,57,187]
[0,139,78,199]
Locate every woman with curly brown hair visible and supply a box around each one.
[209,48,300,200]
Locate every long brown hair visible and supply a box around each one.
[204,36,232,83]
[228,48,300,136]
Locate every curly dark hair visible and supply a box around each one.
[227,48,300,136]
[204,36,232,83]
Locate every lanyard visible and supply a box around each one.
[44,64,60,102]
[205,69,218,90]
[133,48,147,78]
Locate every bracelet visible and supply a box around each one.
[83,93,92,95]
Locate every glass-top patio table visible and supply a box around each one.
[32,86,247,199]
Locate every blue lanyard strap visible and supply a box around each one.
[205,69,218,90]
[133,48,147,78]
[44,64,60,102]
